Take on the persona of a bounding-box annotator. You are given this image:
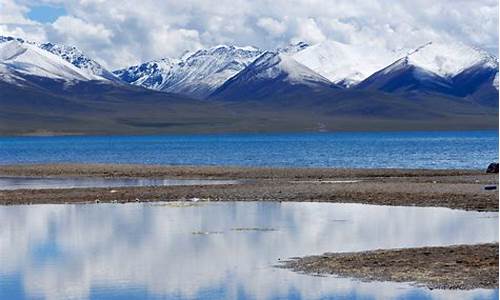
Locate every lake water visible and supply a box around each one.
[0,131,498,169]
[0,177,240,190]
[0,202,498,300]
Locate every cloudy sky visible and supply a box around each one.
[0,0,498,69]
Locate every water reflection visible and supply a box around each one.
[0,176,239,190]
[0,202,498,300]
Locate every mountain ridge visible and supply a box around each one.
[2,35,496,103]
[111,39,499,103]
[0,36,116,82]
[209,51,340,101]
[114,44,264,98]
[0,35,498,135]
[357,41,498,106]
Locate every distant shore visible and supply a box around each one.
[0,164,497,211]
[281,243,499,290]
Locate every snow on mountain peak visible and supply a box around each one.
[0,39,98,81]
[230,51,332,86]
[38,42,117,81]
[403,41,497,77]
[292,40,403,87]
[113,58,179,89]
[183,44,262,61]
[115,44,264,98]
[208,50,339,100]
[212,44,259,52]
[4,33,492,98]
[0,36,26,44]
[278,42,310,54]
[0,35,115,81]
[164,44,264,98]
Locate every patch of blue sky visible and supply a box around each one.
[27,5,66,23]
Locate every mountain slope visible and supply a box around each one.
[277,41,310,54]
[114,45,264,98]
[0,36,498,135]
[0,36,116,82]
[0,40,98,83]
[356,57,455,94]
[2,77,497,135]
[209,51,340,101]
[357,41,499,104]
[400,41,497,77]
[0,75,239,135]
[39,42,118,81]
[451,61,499,106]
[292,40,403,87]
[113,58,179,89]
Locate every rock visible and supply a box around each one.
[486,163,499,173]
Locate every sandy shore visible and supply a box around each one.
[0,164,497,211]
[281,243,499,290]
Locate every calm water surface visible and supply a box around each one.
[0,202,498,300]
[0,131,497,169]
[0,177,240,190]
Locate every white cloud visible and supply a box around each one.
[257,17,287,36]
[51,16,112,45]
[0,0,498,69]
[0,0,30,23]
[0,0,47,41]
[294,18,327,44]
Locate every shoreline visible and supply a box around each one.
[0,164,497,211]
[0,163,487,178]
[3,128,499,137]
[2,164,497,292]
[280,243,499,290]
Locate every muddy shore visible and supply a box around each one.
[281,243,499,290]
[0,164,498,211]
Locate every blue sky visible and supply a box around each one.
[27,5,66,23]
[0,0,498,69]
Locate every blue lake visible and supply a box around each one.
[0,131,498,169]
[0,202,498,300]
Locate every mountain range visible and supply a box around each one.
[0,35,498,135]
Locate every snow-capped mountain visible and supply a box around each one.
[356,56,455,94]
[114,45,264,98]
[291,40,404,87]
[357,41,499,103]
[0,34,497,107]
[400,41,497,78]
[209,51,339,101]
[277,41,310,54]
[113,58,179,89]
[0,36,117,83]
[0,39,100,83]
[112,39,498,103]
[451,59,499,106]
[38,42,118,81]
[1,36,498,135]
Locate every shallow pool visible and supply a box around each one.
[0,202,497,299]
[0,176,240,190]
